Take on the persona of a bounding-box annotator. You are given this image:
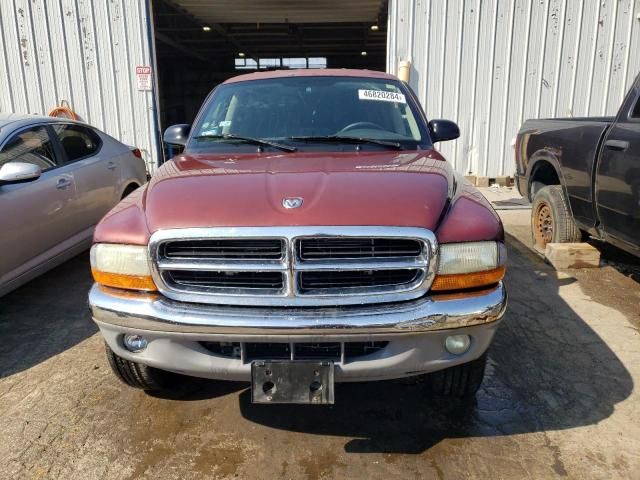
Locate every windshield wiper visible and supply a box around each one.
[288,135,402,150]
[192,133,297,152]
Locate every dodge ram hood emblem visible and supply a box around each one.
[282,197,304,209]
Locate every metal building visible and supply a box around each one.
[0,0,160,173]
[388,0,640,177]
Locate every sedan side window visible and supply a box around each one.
[53,124,102,162]
[0,126,57,171]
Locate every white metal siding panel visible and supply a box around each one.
[573,0,600,116]
[475,0,497,176]
[133,0,157,168]
[422,0,440,119]
[627,2,640,90]
[503,0,531,167]
[1,1,29,113]
[388,0,640,177]
[538,0,564,119]
[0,0,159,173]
[94,0,118,135]
[108,0,134,143]
[607,0,634,108]
[487,0,515,176]
[589,0,616,114]
[439,0,464,171]
[455,0,481,175]
[0,3,14,111]
[555,0,582,118]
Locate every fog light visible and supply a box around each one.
[123,334,147,352]
[445,335,471,355]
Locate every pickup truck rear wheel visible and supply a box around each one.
[425,352,487,397]
[531,185,581,251]
[105,343,176,391]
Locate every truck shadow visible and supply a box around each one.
[589,239,640,283]
[235,232,634,454]
[0,253,97,379]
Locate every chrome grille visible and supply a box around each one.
[167,270,285,291]
[150,227,438,306]
[163,239,283,259]
[298,269,421,293]
[298,238,422,260]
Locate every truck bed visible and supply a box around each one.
[515,116,613,226]
[535,116,615,123]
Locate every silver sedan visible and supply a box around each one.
[0,114,148,296]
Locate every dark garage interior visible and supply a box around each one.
[152,0,389,130]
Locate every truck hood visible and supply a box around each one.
[143,150,453,232]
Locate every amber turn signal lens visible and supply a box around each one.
[431,266,505,291]
[91,269,157,291]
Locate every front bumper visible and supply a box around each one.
[90,282,507,382]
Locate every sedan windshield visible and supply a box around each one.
[189,76,429,151]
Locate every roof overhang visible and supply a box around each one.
[168,0,384,24]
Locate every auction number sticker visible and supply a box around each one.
[358,89,406,103]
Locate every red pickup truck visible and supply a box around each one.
[89,69,507,404]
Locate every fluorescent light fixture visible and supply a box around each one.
[361,51,367,56]
[238,52,246,57]
[202,26,211,32]
[370,25,379,31]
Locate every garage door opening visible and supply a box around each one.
[152,0,389,153]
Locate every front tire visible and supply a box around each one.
[105,343,176,391]
[531,185,581,251]
[425,352,488,397]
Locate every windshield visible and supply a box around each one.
[189,76,430,151]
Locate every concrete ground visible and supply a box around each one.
[1,200,640,479]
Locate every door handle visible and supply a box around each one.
[56,178,72,190]
[604,139,630,151]
[106,161,117,170]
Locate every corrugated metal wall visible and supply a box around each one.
[0,0,160,172]
[387,0,640,177]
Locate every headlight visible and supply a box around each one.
[431,241,506,291]
[90,244,156,291]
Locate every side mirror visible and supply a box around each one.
[163,124,191,147]
[428,119,460,143]
[0,162,42,185]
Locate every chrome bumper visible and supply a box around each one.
[91,283,507,381]
[89,283,507,336]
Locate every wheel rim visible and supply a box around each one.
[534,203,554,248]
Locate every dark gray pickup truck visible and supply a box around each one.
[515,72,640,257]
